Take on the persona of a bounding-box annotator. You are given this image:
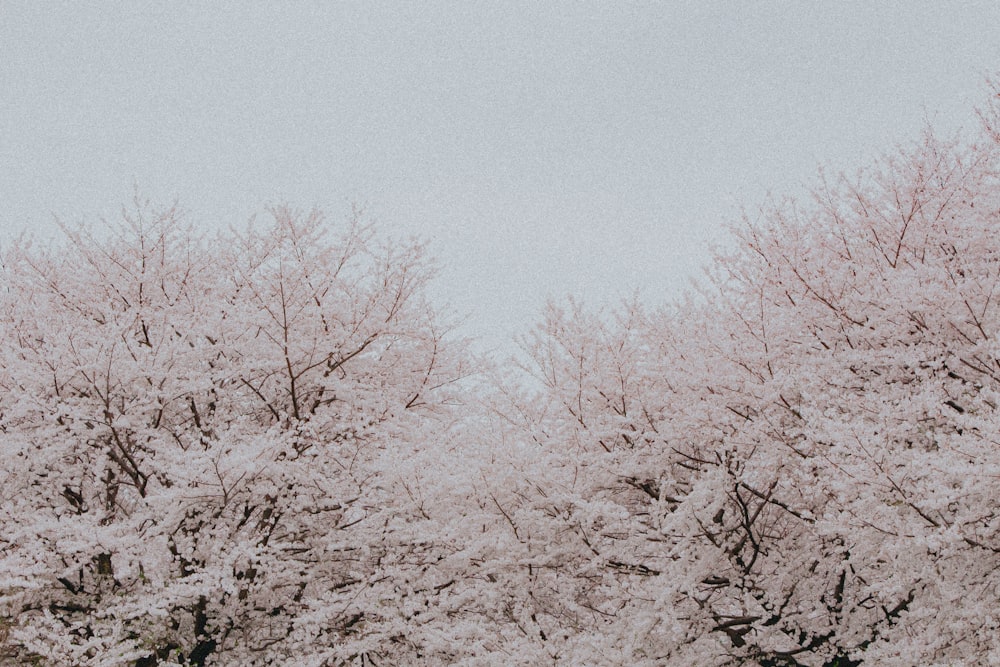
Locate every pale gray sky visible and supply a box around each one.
[3,2,999,353]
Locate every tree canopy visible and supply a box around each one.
[5,93,1000,665]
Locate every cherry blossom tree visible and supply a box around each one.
[466,298,685,665]
[643,125,1000,666]
[0,203,471,666]
[484,112,1000,664]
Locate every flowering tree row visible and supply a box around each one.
[5,92,1000,665]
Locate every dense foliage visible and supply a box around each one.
[5,97,1000,665]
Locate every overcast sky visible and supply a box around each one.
[3,2,1000,353]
